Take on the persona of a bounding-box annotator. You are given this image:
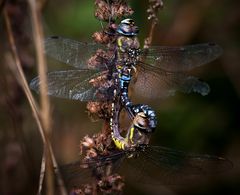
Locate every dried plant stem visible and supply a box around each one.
[144,0,163,48]
[38,151,46,194]
[27,0,53,194]
[27,0,51,136]
[3,6,67,195]
[3,9,41,133]
[146,21,157,47]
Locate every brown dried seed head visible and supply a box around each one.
[95,0,133,21]
[87,49,113,69]
[93,132,113,154]
[93,27,117,44]
[87,51,105,69]
[92,31,112,44]
[87,102,112,120]
[85,137,94,145]
[87,102,101,114]
[70,188,84,195]
[95,1,112,21]
[83,184,92,194]
[92,32,104,43]
[98,173,125,193]
[87,101,108,114]
[147,0,164,21]
[89,73,108,88]
[115,4,134,17]
[80,163,89,169]
[87,148,98,158]
[81,136,95,148]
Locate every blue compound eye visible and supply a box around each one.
[121,18,134,25]
[121,24,131,33]
[117,19,139,36]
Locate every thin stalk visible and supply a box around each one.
[3,7,67,195]
[27,0,52,194]
[27,0,51,137]
[146,20,157,47]
[144,0,163,48]
[38,152,46,194]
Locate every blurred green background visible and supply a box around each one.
[0,0,240,194]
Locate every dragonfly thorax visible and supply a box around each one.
[117,36,140,68]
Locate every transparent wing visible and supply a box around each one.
[124,145,232,185]
[140,43,222,72]
[44,36,115,69]
[61,145,232,188]
[60,151,126,189]
[132,63,210,100]
[60,160,97,188]
[30,70,114,101]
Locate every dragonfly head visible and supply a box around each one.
[117,18,139,36]
[133,112,148,130]
[133,112,155,134]
[132,104,157,133]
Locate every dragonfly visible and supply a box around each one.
[30,18,223,150]
[60,144,232,190]
[29,19,230,191]
[30,22,222,104]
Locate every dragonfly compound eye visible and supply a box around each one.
[120,18,135,25]
[117,18,139,36]
[133,112,148,130]
[131,104,157,133]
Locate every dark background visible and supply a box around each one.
[0,0,240,194]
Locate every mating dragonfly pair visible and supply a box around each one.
[30,19,221,146]
[30,19,231,188]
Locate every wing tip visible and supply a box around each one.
[44,36,62,46]
[208,42,223,58]
[185,77,211,96]
[29,77,40,93]
[196,82,210,96]
[199,82,210,96]
[49,35,60,39]
[46,35,61,40]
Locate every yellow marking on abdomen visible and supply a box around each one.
[112,135,125,150]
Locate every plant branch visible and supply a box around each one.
[27,0,54,194]
[144,0,163,48]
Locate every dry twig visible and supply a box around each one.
[27,0,53,193]
[144,0,164,48]
[3,2,67,195]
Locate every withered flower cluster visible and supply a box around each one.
[94,0,133,21]
[144,0,164,48]
[147,0,163,22]
[72,0,134,194]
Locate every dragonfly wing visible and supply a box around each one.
[141,43,222,72]
[146,146,232,174]
[124,145,232,185]
[60,151,126,189]
[30,70,114,101]
[132,64,210,100]
[59,146,232,187]
[60,160,95,189]
[44,36,114,69]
